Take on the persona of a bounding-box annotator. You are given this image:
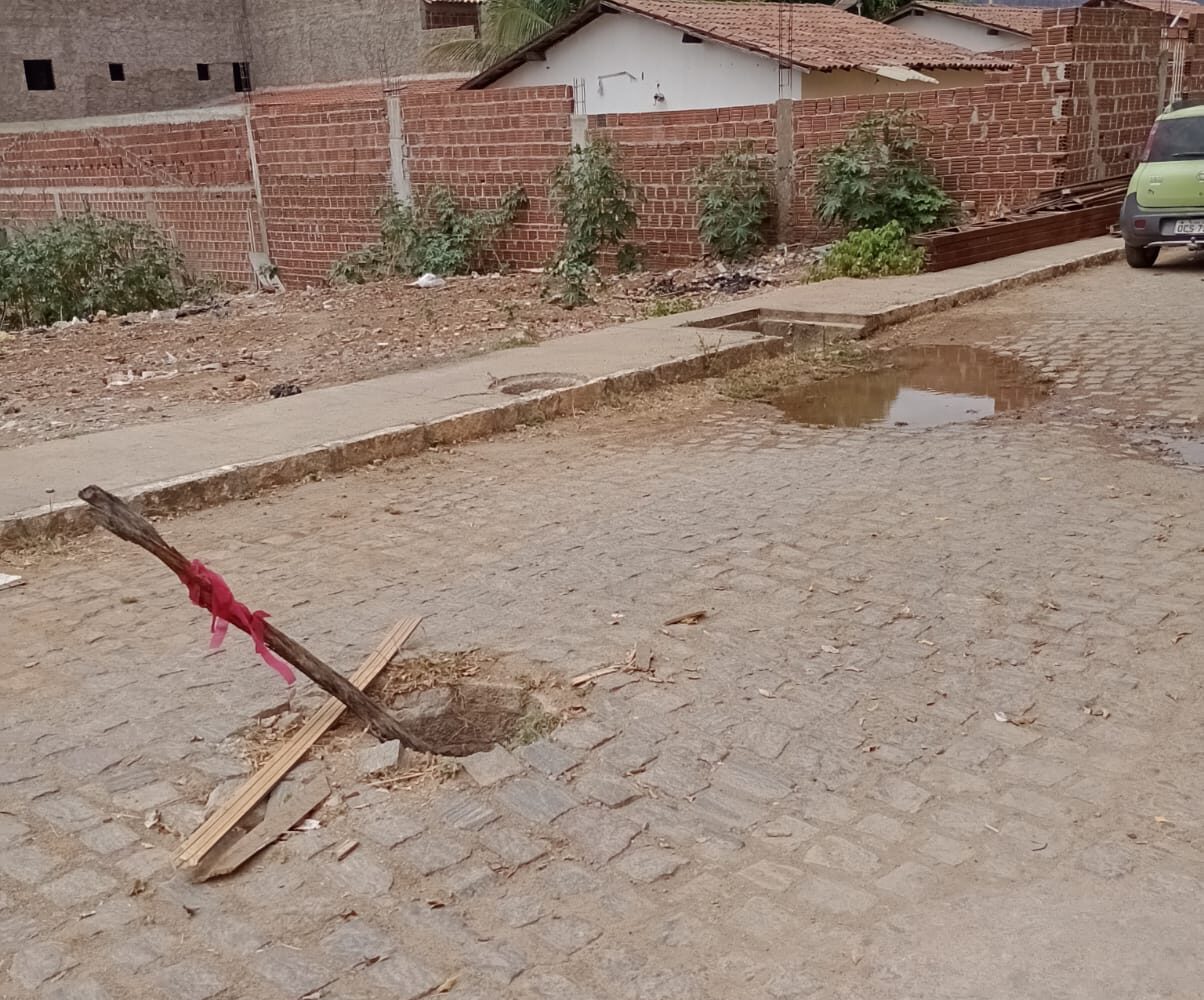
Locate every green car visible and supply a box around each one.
[1119,99,1204,268]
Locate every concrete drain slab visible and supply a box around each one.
[489,372,586,395]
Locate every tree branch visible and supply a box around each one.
[78,486,436,751]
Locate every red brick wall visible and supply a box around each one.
[1184,17,1204,97]
[588,105,777,266]
[0,114,258,284]
[399,85,574,268]
[792,81,1066,242]
[1056,6,1164,184]
[791,7,1164,242]
[249,90,391,285]
[0,6,1174,287]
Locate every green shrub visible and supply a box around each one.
[644,295,697,317]
[330,186,527,283]
[813,222,925,279]
[814,110,956,235]
[547,140,640,307]
[0,214,185,329]
[695,146,772,261]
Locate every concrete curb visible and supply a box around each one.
[857,245,1123,333]
[0,242,1122,548]
[0,337,783,549]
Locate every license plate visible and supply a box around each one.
[1173,219,1204,235]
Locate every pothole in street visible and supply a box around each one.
[490,372,586,395]
[367,650,566,756]
[771,344,1048,429]
[243,650,570,769]
[388,682,553,756]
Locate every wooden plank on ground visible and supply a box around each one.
[173,615,422,869]
[193,775,330,881]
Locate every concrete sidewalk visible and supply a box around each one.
[0,237,1121,543]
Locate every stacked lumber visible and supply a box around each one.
[913,175,1130,271]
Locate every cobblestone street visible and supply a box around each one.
[3,256,1203,1000]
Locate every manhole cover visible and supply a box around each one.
[772,345,1047,429]
[489,372,586,395]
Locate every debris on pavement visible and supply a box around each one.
[269,382,302,398]
[194,774,331,881]
[0,572,24,591]
[358,739,404,777]
[570,665,622,687]
[663,609,707,626]
[994,702,1038,726]
[623,641,654,674]
[173,616,421,869]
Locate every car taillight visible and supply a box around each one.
[1134,218,1147,230]
[1141,124,1159,162]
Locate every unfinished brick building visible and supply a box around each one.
[0,0,478,123]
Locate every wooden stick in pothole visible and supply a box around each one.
[78,485,436,751]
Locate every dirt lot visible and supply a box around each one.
[0,257,809,449]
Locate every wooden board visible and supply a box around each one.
[173,615,422,869]
[193,775,330,881]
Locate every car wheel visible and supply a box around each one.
[1125,244,1160,268]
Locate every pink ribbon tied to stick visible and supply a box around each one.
[177,559,296,685]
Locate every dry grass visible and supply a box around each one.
[240,710,309,768]
[720,341,876,401]
[367,648,497,705]
[505,703,562,749]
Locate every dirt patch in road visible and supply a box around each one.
[241,649,579,776]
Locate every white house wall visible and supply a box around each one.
[889,10,1030,52]
[803,67,992,98]
[493,10,995,113]
[497,12,802,114]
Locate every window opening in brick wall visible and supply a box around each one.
[233,61,252,92]
[109,62,125,81]
[24,59,55,91]
[422,1,481,32]
[197,62,211,81]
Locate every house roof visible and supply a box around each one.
[463,0,1014,88]
[889,2,1044,35]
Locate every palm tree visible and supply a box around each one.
[427,0,587,71]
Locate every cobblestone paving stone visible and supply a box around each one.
[3,259,1204,999]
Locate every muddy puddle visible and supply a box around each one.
[772,345,1046,429]
[1143,434,1204,468]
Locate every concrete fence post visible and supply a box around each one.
[242,107,273,260]
[570,113,588,149]
[774,98,794,245]
[386,94,413,203]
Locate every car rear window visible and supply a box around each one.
[1146,116,1204,162]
